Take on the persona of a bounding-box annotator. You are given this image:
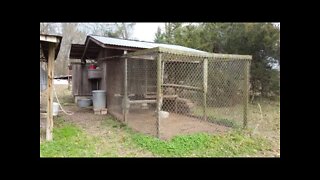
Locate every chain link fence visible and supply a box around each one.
[206,58,248,129]
[107,47,251,139]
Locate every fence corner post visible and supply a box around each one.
[156,52,162,138]
[243,60,250,129]
[203,58,208,121]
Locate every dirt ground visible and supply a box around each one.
[40,84,279,156]
[126,109,229,139]
[40,84,230,140]
[50,105,230,140]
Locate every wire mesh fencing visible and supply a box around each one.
[206,58,249,129]
[125,57,158,136]
[106,59,125,121]
[108,47,251,139]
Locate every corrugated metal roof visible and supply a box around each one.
[90,35,209,54]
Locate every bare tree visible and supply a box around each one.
[81,23,136,39]
[114,23,135,39]
[80,23,115,36]
[41,23,136,75]
[55,23,87,75]
[40,23,58,34]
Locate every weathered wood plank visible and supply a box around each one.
[124,50,128,123]
[46,43,55,141]
[129,99,157,104]
[156,53,162,138]
[162,84,202,91]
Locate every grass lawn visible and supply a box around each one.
[40,85,279,157]
[40,116,273,157]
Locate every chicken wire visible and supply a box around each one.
[109,47,251,138]
[206,58,248,128]
[106,59,125,121]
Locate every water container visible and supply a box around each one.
[77,98,92,108]
[53,102,59,116]
[92,90,106,109]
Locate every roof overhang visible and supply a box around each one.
[40,34,62,60]
[69,36,143,60]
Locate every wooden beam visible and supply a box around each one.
[163,59,201,63]
[40,35,60,43]
[97,56,122,61]
[125,55,155,60]
[144,94,177,99]
[81,39,90,62]
[129,100,157,104]
[213,54,252,60]
[123,50,128,123]
[46,43,55,141]
[145,59,148,94]
[162,84,202,91]
[103,44,142,51]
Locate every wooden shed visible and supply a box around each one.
[69,35,206,104]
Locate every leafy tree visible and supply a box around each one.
[154,22,280,99]
[154,27,166,43]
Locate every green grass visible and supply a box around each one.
[40,119,97,157]
[132,131,271,157]
[192,99,280,137]
[209,118,241,128]
[40,107,276,157]
[192,106,242,128]
[41,116,153,157]
[41,85,279,157]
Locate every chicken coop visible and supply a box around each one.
[105,47,251,139]
[69,36,251,139]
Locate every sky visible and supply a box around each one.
[132,23,165,42]
[132,22,280,42]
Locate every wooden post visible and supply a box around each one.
[243,60,250,128]
[123,51,128,123]
[46,43,55,141]
[156,53,162,138]
[145,59,148,94]
[203,58,208,121]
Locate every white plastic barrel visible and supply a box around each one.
[53,102,59,116]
